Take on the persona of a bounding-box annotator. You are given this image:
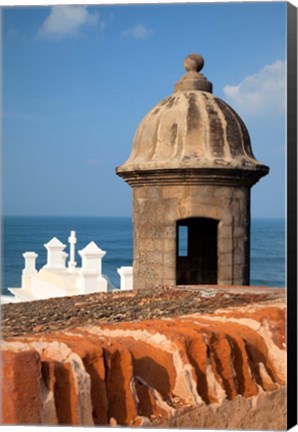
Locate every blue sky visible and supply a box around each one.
[3,2,287,218]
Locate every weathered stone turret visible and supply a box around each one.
[117,53,269,290]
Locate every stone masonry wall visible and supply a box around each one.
[1,298,286,428]
[132,184,250,290]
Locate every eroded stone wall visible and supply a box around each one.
[1,301,286,428]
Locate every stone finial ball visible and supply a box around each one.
[184,54,204,72]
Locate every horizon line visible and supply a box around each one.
[2,215,286,220]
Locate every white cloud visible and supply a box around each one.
[122,23,152,39]
[38,6,103,39]
[223,60,286,118]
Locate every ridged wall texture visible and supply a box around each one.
[1,297,286,429]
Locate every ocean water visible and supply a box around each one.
[1,217,285,295]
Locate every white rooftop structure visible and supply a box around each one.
[3,231,133,304]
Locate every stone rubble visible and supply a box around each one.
[1,285,283,338]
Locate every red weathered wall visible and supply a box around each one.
[1,302,286,428]
[1,349,42,424]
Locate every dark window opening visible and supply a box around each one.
[176,217,218,285]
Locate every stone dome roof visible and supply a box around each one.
[117,54,269,182]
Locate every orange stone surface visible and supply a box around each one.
[1,293,286,429]
[1,349,42,425]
